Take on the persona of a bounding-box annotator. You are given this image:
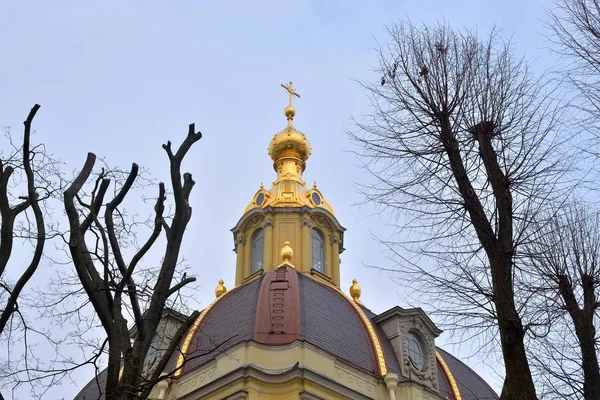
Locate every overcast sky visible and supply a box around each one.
[1,1,552,398]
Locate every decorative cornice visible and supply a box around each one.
[178,362,374,400]
[223,390,248,400]
[299,392,323,400]
[231,206,345,235]
[373,306,442,337]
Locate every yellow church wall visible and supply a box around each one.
[235,209,343,287]
[272,214,301,270]
[171,341,389,400]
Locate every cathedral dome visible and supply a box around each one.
[74,265,498,400]
[73,83,498,400]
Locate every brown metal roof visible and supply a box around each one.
[436,347,499,400]
[254,266,301,345]
[74,270,498,400]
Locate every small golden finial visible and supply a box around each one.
[280,81,300,129]
[260,182,264,189]
[349,278,362,303]
[281,241,293,264]
[313,181,317,189]
[215,279,227,298]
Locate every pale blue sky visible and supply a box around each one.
[1,1,551,398]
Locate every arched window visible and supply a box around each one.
[311,229,326,273]
[250,228,264,274]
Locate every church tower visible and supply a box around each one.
[74,82,499,400]
[231,82,345,288]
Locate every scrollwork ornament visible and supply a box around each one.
[262,219,275,228]
[235,236,247,247]
[247,214,265,227]
[300,218,312,228]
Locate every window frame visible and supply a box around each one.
[311,228,326,273]
[250,228,264,274]
[405,331,426,371]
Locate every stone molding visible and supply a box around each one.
[300,218,312,227]
[176,341,377,400]
[262,218,275,228]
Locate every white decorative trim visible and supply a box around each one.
[178,365,217,393]
[334,365,377,396]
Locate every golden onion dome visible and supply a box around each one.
[268,107,312,165]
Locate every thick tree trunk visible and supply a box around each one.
[440,120,537,399]
[579,320,600,400]
[559,274,600,400]
[494,256,537,400]
[105,336,123,400]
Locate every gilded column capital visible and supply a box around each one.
[300,218,312,228]
[262,219,275,228]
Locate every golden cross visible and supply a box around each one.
[280,81,300,107]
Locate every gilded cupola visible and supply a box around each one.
[232,82,345,287]
[268,87,312,173]
[244,82,334,215]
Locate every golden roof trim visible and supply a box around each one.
[436,351,463,400]
[305,274,388,376]
[174,293,227,377]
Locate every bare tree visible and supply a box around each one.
[0,104,66,399]
[1,105,43,334]
[547,0,600,152]
[63,124,203,400]
[524,203,600,400]
[350,22,570,400]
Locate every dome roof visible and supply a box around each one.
[74,266,498,400]
[268,125,312,165]
[173,265,392,376]
[170,266,496,400]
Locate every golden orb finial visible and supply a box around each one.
[349,278,361,303]
[215,279,227,298]
[281,241,293,264]
[268,81,312,169]
[280,81,300,129]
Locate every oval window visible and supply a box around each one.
[311,192,321,206]
[256,192,265,206]
[406,332,425,370]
